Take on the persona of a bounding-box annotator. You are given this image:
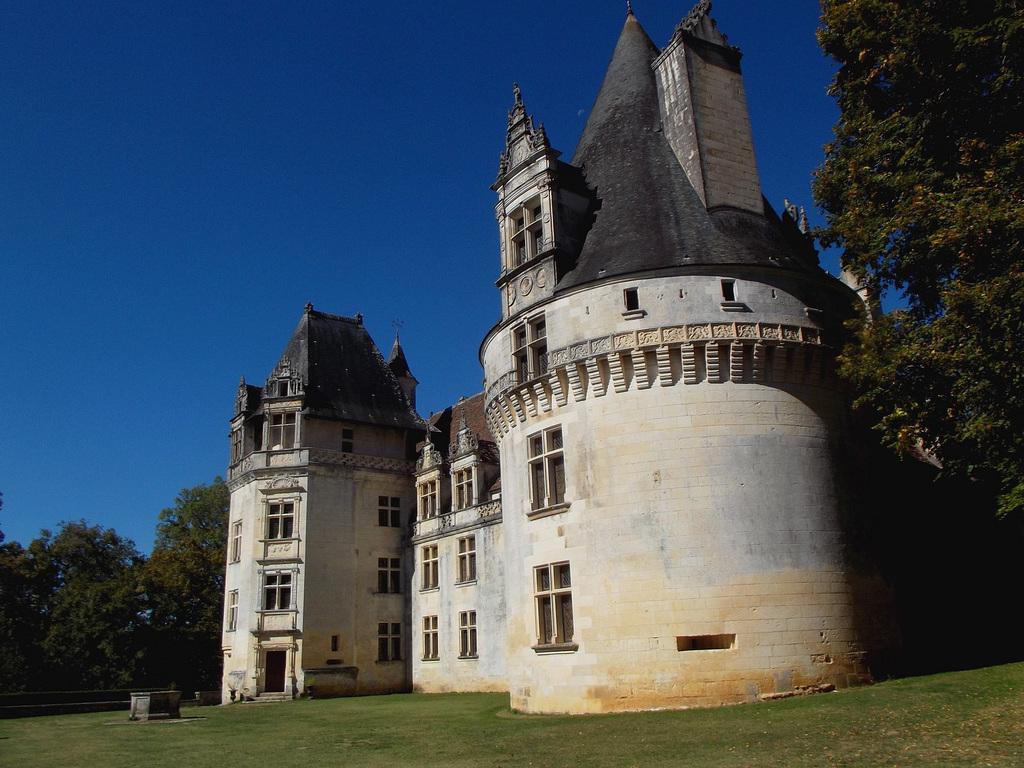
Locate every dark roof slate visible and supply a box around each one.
[558,12,816,291]
[272,307,427,431]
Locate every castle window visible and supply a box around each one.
[268,412,296,450]
[275,380,291,397]
[331,634,339,652]
[453,468,474,510]
[377,622,402,662]
[378,496,401,527]
[509,197,544,269]
[229,520,242,563]
[721,280,737,302]
[512,315,547,384]
[422,616,438,661]
[418,480,438,520]
[263,572,292,610]
[459,610,478,658]
[457,535,477,583]
[377,557,401,594]
[342,428,354,453]
[230,429,243,463]
[529,426,565,511]
[624,288,639,311]
[226,590,238,631]
[534,562,575,650]
[266,502,294,540]
[421,545,439,590]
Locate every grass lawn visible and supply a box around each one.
[2,662,1022,767]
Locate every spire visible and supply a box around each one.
[387,333,415,380]
[388,332,419,408]
[497,83,550,181]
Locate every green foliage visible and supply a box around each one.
[815,0,1024,516]
[141,477,229,691]
[39,521,147,690]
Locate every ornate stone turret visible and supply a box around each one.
[493,85,595,320]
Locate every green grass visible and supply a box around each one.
[2,663,1022,767]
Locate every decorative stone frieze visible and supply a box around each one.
[483,320,835,439]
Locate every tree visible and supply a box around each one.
[814,0,1024,517]
[40,521,147,689]
[141,477,229,691]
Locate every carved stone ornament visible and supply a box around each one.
[520,275,533,296]
[265,476,302,490]
[418,440,443,472]
[535,267,547,288]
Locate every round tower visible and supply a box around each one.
[481,5,898,714]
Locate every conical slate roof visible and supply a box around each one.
[387,333,417,383]
[271,307,427,431]
[558,11,816,291]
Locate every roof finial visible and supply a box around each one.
[626,1,634,17]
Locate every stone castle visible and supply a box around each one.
[220,3,899,713]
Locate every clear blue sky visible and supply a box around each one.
[1,0,840,552]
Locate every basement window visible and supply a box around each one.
[676,633,736,652]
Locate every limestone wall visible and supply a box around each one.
[481,270,898,713]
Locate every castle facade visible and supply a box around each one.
[221,3,899,713]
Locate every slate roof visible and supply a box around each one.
[270,306,427,431]
[426,392,500,467]
[557,11,817,292]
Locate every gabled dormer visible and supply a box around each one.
[493,85,595,321]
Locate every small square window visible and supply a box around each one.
[624,288,639,311]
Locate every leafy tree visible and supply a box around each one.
[141,477,229,691]
[814,0,1024,517]
[40,521,147,689]
[0,494,55,691]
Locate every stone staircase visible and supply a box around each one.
[250,692,293,703]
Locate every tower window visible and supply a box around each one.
[512,315,548,383]
[624,288,639,311]
[267,501,294,539]
[342,428,354,453]
[226,590,238,631]
[529,426,565,511]
[268,412,296,450]
[721,280,737,302]
[229,520,242,563]
[534,562,574,649]
[508,197,544,269]
[263,572,292,610]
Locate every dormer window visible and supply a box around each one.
[454,468,475,510]
[509,197,544,269]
